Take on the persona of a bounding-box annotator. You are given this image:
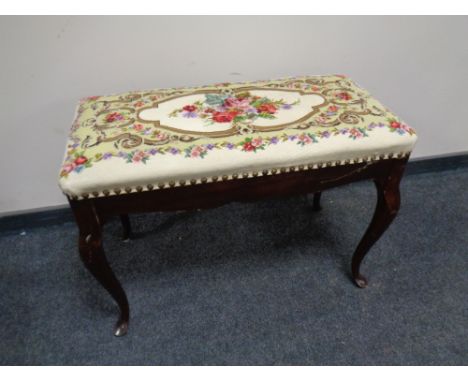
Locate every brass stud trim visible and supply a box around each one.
[70,151,413,199]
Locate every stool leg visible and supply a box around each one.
[351,162,405,288]
[305,192,323,211]
[312,192,322,211]
[120,214,132,241]
[70,199,129,336]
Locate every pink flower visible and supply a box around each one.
[315,116,328,124]
[336,92,352,101]
[155,133,168,140]
[251,138,263,147]
[133,123,144,131]
[63,163,76,173]
[105,112,124,122]
[190,146,206,158]
[299,134,312,143]
[349,128,363,138]
[224,98,251,110]
[132,151,147,162]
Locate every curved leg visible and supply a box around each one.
[351,161,405,288]
[312,192,322,211]
[70,199,129,336]
[120,214,132,241]
[305,192,322,211]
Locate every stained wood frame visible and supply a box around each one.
[69,156,408,336]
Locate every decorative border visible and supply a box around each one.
[67,152,411,200]
[61,120,416,176]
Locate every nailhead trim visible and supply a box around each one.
[66,152,411,200]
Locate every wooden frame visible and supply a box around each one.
[68,156,408,336]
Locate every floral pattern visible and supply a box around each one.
[169,92,300,126]
[60,75,417,178]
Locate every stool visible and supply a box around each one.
[59,75,417,336]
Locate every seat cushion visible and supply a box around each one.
[59,75,417,199]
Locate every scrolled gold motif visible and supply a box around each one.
[102,133,143,149]
[339,111,365,125]
[178,135,200,143]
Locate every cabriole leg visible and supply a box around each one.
[312,192,322,211]
[351,161,405,288]
[70,199,130,336]
[120,214,132,241]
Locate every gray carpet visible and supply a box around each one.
[1,168,467,365]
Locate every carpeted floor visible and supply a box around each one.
[0,168,467,365]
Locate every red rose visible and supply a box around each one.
[243,142,255,151]
[337,92,351,101]
[391,121,401,128]
[328,105,338,112]
[106,112,118,122]
[183,105,197,112]
[257,103,277,114]
[74,156,88,165]
[212,111,234,123]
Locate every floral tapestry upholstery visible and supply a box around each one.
[58,75,417,199]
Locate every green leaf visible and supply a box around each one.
[233,115,247,123]
[205,94,228,106]
[251,98,269,108]
[258,112,275,119]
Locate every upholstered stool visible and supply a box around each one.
[59,75,417,336]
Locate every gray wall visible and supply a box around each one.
[1,16,467,215]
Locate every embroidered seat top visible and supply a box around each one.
[58,75,417,199]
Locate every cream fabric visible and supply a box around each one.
[58,75,417,199]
